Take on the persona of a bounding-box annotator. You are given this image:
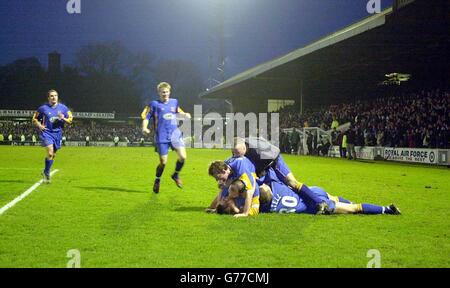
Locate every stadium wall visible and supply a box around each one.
[2,140,448,166]
[0,141,153,147]
[328,146,449,166]
[65,141,128,147]
[0,110,115,119]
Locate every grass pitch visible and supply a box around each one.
[0,146,448,268]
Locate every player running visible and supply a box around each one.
[232,137,330,214]
[141,82,191,193]
[32,89,73,183]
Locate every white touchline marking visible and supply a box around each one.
[0,169,59,216]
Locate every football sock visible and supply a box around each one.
[156,164,165,178]
[338,197,352,204]
[358,203,386,214]
[44,158,53,175]
[174,160,185,177]
[295,183,326,209]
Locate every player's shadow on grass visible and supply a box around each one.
[173,206,206,212]
[0,180,28,183]
[76,186,147,194]
[355,159,376,164]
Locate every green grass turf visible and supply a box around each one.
[0,146,448,267]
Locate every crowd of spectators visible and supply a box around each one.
[0,120,146,144]
[1,89,448,149]
[0,121,33,143]
[277,89,449,149]
[64,121,145,143]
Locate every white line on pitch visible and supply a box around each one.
[0,169,59,216]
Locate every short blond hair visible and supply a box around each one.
[47,89,58,97]
[157,82,171,92]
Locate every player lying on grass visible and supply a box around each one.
[259,181,401,215]
[207,158,260,217]
[213,168,401,216]
[232,137,329,214]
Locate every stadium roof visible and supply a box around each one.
[200,0,449,109]
[201,8,391,98]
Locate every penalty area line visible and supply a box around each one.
[0,169,59,216]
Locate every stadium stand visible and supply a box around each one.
[277,89,449,149]
[1,89,447,150]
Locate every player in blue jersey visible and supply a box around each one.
[257,168,401,215]
[141,82,191,193]
[32,89,73,183]
[207,157,260,217]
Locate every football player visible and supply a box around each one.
[32,89,73,183]
[141,82,191,193]
[258,168,401,215]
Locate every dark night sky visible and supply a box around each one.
[0,0,393,83]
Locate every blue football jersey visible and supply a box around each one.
[269,182,334,214]
[270,181,307,214]
[145,99,180,144]
[223,157,261,216]
[224,156,260,197]
[35,103,70,133]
